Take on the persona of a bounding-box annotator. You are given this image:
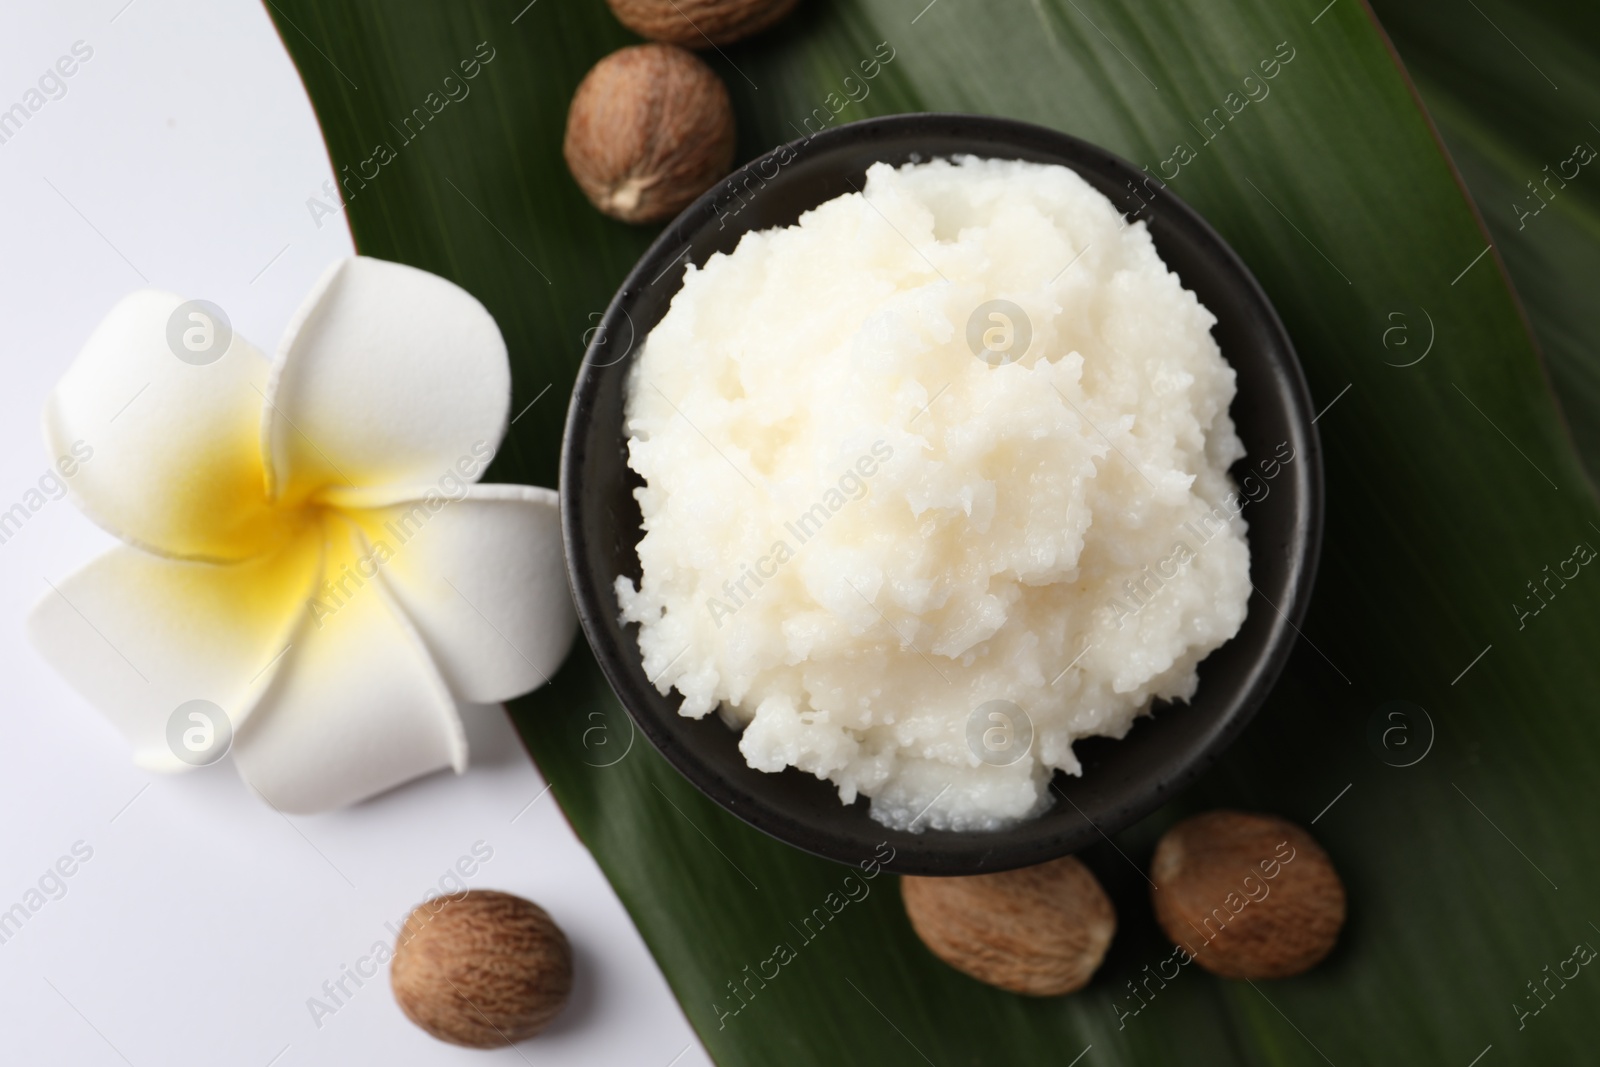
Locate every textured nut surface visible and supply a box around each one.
[563,44,736,224]
[902,856,1116,996]
[390,890,572,1048]
[606,0,800,47]
[1151,810,1346,980]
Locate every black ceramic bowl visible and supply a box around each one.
[561,113,1321,877]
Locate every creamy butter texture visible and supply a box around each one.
[617,156,1251,831]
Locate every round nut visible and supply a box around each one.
[563,44,736,224]
[1151,810,1345,980]
[606,0,800,48]
[390,890,573,1048]
[901,856,1115,995]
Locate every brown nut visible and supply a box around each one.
[606,0,800,48]
[563,44,736,224]
[1151,810,1345,980]
[902,856,1115,995]
[390,890,573,1048]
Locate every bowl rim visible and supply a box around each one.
[560,111,1324,876]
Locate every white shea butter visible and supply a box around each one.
[615,156,1251,832]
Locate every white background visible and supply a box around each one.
[0,3,710,1064]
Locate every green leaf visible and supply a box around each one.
[265,0,1600,1062]
[1370,0,1600,478]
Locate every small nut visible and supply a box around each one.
[390,890,573,1048]
[1151,810,1345,980]
[606,0,800,48]
[563,44,736,224]
[902,857,1115,995]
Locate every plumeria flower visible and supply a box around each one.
[29,256,576,813]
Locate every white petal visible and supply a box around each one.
[231,519,467,814]
[44,290,292,561]
[27,536,319,770]
[262,257,510,503]
[345,484,576,704]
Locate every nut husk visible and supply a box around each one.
[902,856,1116,995]
[607,0,800,48]
[1151,810,1346,979]
[563,44,736,224]
[390,889,573,1048]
